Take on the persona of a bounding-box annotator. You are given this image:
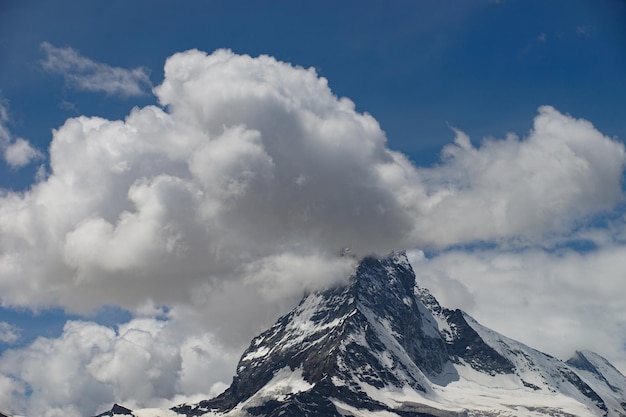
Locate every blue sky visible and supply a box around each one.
[2,0,625,177]
[0,1,626,416]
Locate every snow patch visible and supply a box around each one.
[243,368,313,414]
[332,399,401,417]
[256,366,314,401]
[241,346,270,361]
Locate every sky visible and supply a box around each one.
[0,0,625,416]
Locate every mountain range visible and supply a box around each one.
[96,253,626,417]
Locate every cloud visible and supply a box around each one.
[0,100,43,168]
[0,49,622,316]
[40,42,152,97]
[0,322,20,344]
[0,49,625,415]
[0,318,238,417]
[4,138,43,168]
[0,49,410,315]
[415,106,625,246]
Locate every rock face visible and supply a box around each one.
[98,253,626,417]
[95,403,133,417]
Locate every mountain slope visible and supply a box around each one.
[97,253,626,417]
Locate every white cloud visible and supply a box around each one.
[0,318,238,417]
[0,49,622,319]
[0,49,414,315]
[415,107,625,246]
[0,48,625,415]
[0,100,43,168]
[4,138,43,168]
[40,42,152,97]
[0,322,20,344]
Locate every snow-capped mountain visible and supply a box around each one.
[97,253,626,417]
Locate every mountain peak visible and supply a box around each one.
[568,350,626,397]
[97,253,626,417]
[353,252,416,302]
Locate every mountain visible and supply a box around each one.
[97,253,626,417]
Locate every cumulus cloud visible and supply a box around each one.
[0,49,410,315]
[40,42,152,97]
[0,100,43,168]
[0,318,238,417]
[0,48,625,415]
[0,48,623,318]
[416,107,626,246]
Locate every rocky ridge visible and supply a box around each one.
[96,253,626,417]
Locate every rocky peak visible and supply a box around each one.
[97,253,626,417]
[94,403,133,417]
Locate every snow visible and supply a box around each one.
[431,379,599,417]
[415,298,443,338]
[576,350,626,393]
[332,375,348,386]
[352,377,596,417]
[568,351,626,417]
[253,366,313,401]
[272,293,350,353]
[420,313,611,417]
[358,304,431,389]
[349,287,613,417]
[332,400,401,417]
[414,287,454,341]
[241,346,270,361]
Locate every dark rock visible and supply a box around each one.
[93,403,133,417]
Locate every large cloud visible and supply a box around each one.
[0,49,415,314]
[0,49,623,316]
[0,49,625,416]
